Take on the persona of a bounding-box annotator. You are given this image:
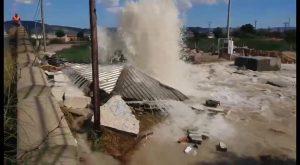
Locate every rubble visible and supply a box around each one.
[92,95,140,135]
[184,144,198,155]
[63,86,91,109]
[204,99,220,108]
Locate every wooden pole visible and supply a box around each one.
[89,0,101,131]
[41,0,46,52]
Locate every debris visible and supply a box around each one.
[191,104,205,111]
[177,136,188,143]
[67,108,93,118]
[138,131,154,140]
[266,80,286,88]
[201,134,209,140]
[269,128,286,134]
[216,142,227,152]
[63,86,91,109]
[204,99,220,108]
[187,134,203,145]
[184,144,198,155]
[44,70,54,79]
[205,107,224,113]
[91,95,140,135]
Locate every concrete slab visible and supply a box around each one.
[92,95,140,135]
[17,67,51,100]
[51,86,65,106]
[63,86,91,109]
[235,56,281,71]
[17,96,78,164]
[17,52,38,68]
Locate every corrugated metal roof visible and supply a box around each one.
[63,63,188,102]
[112,66,188,101]
[63,63,123,94]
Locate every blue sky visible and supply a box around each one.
[4,0,296,28]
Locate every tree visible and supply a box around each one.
[240,24,255,34]
[213,27,224,38]
[77,31,84,39]
[55,30,65,37]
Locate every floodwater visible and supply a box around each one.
[77,61,296,165]
[127,62,296,165]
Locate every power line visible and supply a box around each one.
[33,0,41,21]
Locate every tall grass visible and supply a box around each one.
[4,38,18,165]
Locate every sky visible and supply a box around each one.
[4,0,296,29]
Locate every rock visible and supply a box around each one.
[51,86,65,106]
[63,86,91,109]
[91,95,140,135]
[204,99,220,108]
[217,142,227,152]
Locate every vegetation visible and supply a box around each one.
[77,31,84,39]
[55,30,65,37]
[4,37,17,165]
[213,27,225,38]
[57,43,91,63]
[185,23,296,52]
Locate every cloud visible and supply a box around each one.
[46,2,52,6]
[97,0,122,13]
[97,0,120,7]
[15,0,33,4]
[107,6,123,14]
[176,0,227,11]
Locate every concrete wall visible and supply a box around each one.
[16,26,78,164]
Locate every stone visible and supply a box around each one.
[63,86,91,109]
[92,95,140,135]
[235,56,281,71]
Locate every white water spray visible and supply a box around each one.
[98,0,193,94]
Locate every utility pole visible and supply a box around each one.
[208,21,212,32]
[226,0,231,39]
[254,20,257,30]
[40,0,46,52]
[89,0,101,132]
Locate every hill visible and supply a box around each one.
[4,20,90,34]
